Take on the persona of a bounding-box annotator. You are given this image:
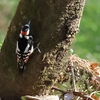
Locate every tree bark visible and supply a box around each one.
[0,0,86,99]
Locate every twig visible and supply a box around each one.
[34,43,41,53]
[52,87,94,100]
[68,55,76,90]
[52,86,67,94]
[71,67,76,90]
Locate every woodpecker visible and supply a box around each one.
[16,21,34,72]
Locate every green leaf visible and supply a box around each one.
[21,96,26,100]
[96,92,100,97]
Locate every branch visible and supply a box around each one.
[52,87,94,100]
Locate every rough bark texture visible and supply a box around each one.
[0,0,86,99]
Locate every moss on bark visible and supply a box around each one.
[0,0,86,99]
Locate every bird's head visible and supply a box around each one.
[21,21,31,36]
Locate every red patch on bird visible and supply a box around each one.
[21,31,27,35]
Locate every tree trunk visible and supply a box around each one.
[0,0,86,99]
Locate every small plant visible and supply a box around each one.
[0,40,3,48]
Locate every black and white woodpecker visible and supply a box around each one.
[16,21,34,71]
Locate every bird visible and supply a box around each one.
[16,21,34,73]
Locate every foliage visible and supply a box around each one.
[54,54,100,99]
[96,92,100,98]
[0,0,19,44]
[72,0,100,61]
[21,96,26,100]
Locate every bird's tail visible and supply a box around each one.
[17,59,26,75]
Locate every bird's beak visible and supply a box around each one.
[28,21,31,25]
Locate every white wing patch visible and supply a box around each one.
[25,35,30,39]
[16,41,20,53]
[24,44,30,53]
[29,45,34,54]
[19,33,22,38]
